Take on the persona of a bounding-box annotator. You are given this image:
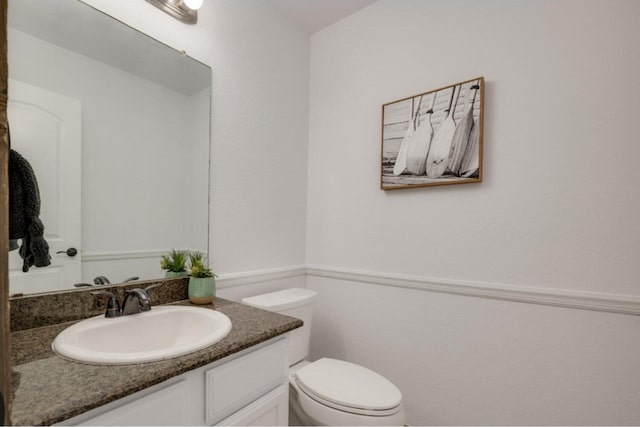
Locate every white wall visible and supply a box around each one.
[307,0,640,295]
[82,0,310,279]
[307,0,640,424]
[308,276,640,425]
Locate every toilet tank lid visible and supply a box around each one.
[241,288,318,312]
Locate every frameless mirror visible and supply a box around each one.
[7,0,211,295]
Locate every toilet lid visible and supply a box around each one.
[294,358,402,412]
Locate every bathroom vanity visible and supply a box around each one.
[61,338,289,426]
[9,281,302,426]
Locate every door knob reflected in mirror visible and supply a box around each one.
[57,247,78,257]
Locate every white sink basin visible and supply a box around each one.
[52,306,232,365]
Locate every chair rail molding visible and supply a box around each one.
[216,265,306,289]
[100,261,638,316]
[306,265,640,316]
[81,249,171,262]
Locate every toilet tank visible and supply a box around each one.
[241,288,317,366]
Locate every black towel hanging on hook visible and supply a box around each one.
[8,123,51,272]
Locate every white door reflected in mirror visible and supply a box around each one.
[8,80,82,295]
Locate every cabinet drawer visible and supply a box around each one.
[205,339,288,424]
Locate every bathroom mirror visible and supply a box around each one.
[6,0,211,295]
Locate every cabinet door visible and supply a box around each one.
[76,379,192,426]
[217,384,288,426]
[205,339,287,424]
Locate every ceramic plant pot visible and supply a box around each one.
[165,271,188,279]
[188,276,215,304]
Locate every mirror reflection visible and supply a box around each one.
[7,0,212,295]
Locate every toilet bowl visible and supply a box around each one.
[242,288,407,426]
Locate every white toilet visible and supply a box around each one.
[241,288,407,426]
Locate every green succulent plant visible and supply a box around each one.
[160,249,189,273]
[188,251,216,278]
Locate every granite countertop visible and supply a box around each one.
[10,298,302,426]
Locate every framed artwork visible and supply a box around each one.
[381,77,484,190]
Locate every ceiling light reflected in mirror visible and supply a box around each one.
[145,0,201,24]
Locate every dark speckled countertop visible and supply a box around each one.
[10,297,302,426]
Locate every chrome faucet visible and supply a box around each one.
[91,284,162,318]
[122,288,152,315]
[90,290,122,318]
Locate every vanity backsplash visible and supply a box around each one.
[10,278,190,332]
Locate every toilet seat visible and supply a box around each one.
[293,358,403,417]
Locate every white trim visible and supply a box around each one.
[216,265,307,289]
[82,250,171,262]
[306,265,640,316]
[74,258,640,316]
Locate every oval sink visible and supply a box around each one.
[52,306,232,365]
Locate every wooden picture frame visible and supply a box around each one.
[381,77,484,190]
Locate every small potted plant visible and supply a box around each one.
[187,251,217,304]
[160,249,189,278]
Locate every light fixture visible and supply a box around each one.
[183,0,203,10]
[145,0,201,25]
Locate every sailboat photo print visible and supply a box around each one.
[381,77,484,190]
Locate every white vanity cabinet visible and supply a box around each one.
[58,338,289,426]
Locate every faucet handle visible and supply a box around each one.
[74,283,94,288]
[93,276,111,285]
[91,290,122,318]
[144,283,163,293]
[142,283,166,306]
